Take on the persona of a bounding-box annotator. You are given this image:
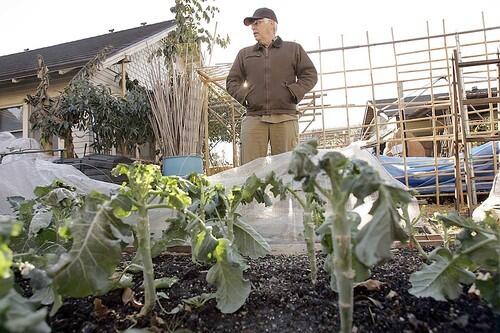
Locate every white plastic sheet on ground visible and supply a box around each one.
[0,132,118,215]
[208,142,420,244]
[473,172,500,221]
[0,132,173,237]
[1,132,420,244]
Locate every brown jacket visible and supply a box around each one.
[226,36,318,116]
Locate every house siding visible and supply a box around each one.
[0,26,174,161]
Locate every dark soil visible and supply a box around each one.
[45,248,498,333]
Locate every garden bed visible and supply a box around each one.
[46,248,498,333]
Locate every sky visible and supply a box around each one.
[1,0,499,158]
[2,1,499,60]
[1,1,499,59]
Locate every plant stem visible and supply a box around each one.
[146,203,170,210]
[137,206,155,316]
[403,207,428,260]
[330,205,353,333]
[443,222,449,250]
[303,210,317,284]
[410,234,429,261]
[227,211,235,243]
[286,187,317,284]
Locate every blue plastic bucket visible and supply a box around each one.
[162,155,203,177]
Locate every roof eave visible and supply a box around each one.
[101,23,176,68]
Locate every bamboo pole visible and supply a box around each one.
[427,21,441,205]
[443,19,455,158]
[307,25,500,55]
[396,39,500,57]
[318,36,326,145]
[341,35,351,144]
[498,50,500,146]
[454,47,477,211]
[366,31,380,156]
[231,104,238,167]
[391,27,410,188]
[481,13,499,179]
[203,82,210,172]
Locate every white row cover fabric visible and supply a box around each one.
[208,142,420,244]
[473,172,500,221]
[0,132,118,215]
[1,132,420,244]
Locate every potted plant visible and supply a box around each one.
[146,0,229,176]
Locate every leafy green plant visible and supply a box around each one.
[277,186,325,284]
[288,140,412,333]
[0,216,51,333]
[47,163,191,317]
[25,48,111,157]
[8,180,82,259]
[249,172,325,284]
[59,78,154,155]
[207,89,244,149]
[409,212,499,312]
[427,212,457,250]
[0,216,21,295]
[163,0,230,62]
[26,50,154,158]
[166,173,279,313]
[12,162,277,318]
[126,169,278,314]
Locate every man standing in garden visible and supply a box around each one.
[226,8,318,164]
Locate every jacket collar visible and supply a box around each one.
[253,36,283,51]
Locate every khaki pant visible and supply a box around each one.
[240,116,299,164]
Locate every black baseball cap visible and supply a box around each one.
[243,8,278,26]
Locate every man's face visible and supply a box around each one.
[250,18,274,45]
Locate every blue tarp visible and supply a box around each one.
[377,142,499,195]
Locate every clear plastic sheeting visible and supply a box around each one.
[473,171,500,221]
[208,142,420,244]
[0,132,118,215]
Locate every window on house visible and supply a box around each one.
[0,106,23,138]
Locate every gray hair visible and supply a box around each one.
[259,18,278,35]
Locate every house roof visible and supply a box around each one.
[0,20,175,82]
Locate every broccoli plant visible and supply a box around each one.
[261,173,325,284]
[288,140,412,333]
[45,163,191,317]
[409,212,499,312]
[31,162,277,317]
[112,163,192,315]
[164,173,279,313]
[0,216,51,333]
[8,180,82,258]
